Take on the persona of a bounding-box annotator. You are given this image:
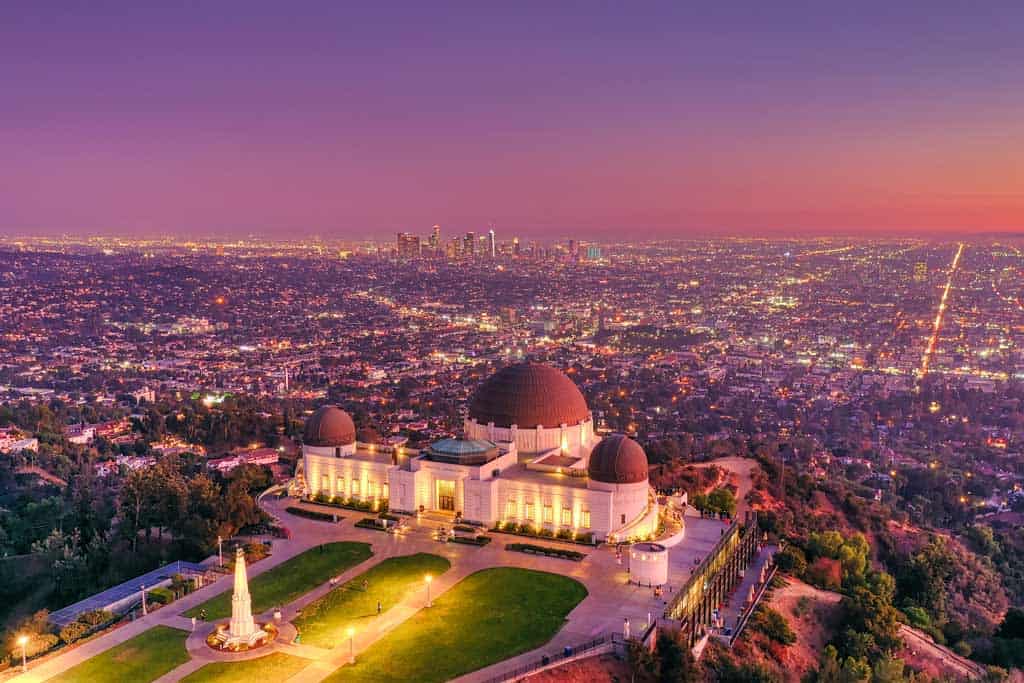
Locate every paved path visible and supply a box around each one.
[717,544,777,634]
[693,456,759,516]
[14,494,729,683]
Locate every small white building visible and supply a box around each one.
[302,362,659,542]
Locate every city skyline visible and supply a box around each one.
[4,1,1023,238]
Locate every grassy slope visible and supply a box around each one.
[186,542,373,620]
[324,567,588,683]
[48,626,189,683]
[293,553,451,648]
[180,652,310,683]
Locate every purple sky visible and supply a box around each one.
[2,1,1022,239]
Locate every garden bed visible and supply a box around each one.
[505,543,586,562]
[450,535,492,547]
[489,523,597,546]
[307,495,388,513]
[286,506,342,522]
[354,517,391,532]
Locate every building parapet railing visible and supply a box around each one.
[479,632,622,683]
[728,558,777,647]
[663,519,741,620]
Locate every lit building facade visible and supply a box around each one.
[302,362,659,541]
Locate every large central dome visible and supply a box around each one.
[468,362,590,429]
[303,405,356,447]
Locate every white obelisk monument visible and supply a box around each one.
[227,547,258,642]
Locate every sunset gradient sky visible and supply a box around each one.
[2,1,1022,238]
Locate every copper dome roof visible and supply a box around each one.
[468,362,590,429]
[303,405,356,447]
[587,435,649,484]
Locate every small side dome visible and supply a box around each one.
[587,434,649,484]
[303,406,356,447]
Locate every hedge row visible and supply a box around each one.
[490,522,596,546]
[286,506,342,522]
[505,543,586,561]
[308,494,388,513]
[354,518,390,531]
[450,535,492,547]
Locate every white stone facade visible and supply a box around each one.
[302,438,658,542]
[463,417,596,458]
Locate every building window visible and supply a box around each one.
[368,481,377,498]
[543,504,553,524]
[505,497,517,518]
[336,476,345,494]
[524,501,534,520]
[621,513,626,525]
[581,510,591,528]
[335,447,341,458]
[561,506,572,526]
[351,480,360,496]
[382,483,390,500]
[320,475,329,491]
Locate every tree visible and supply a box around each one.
[835,583,902,662]
[870,655,906,683]
[775,545,807,575]
[708,488,737,517]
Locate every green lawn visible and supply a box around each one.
[186,542,373,620]
[48,626,189,683]
[293,553,450,648]
[323,567,587,683]
[180,652,310,682]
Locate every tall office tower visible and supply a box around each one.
[487,228,496,259]
[513,237,520,256]
[463,232,476,258]
[430,224,441,253]
[397,232,420,259]
[586,245,602,260]
[445,237,459,259]
[913,261,928,283]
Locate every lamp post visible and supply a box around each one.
[424,574,433,608]
[218,535,223,567]
[346,626,355,664]
[17,635,28,673]
[141,584,147,615]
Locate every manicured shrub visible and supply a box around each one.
[59,621,89,644]
[505,543,585,561]
[77,609,114,626]
[22,634,59,658]
[555,528,573,540]
[537,528,554,538]
[147,587,174,605]
[244,541,269,561]
[355,517,388,531]
[286,506,339,522]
